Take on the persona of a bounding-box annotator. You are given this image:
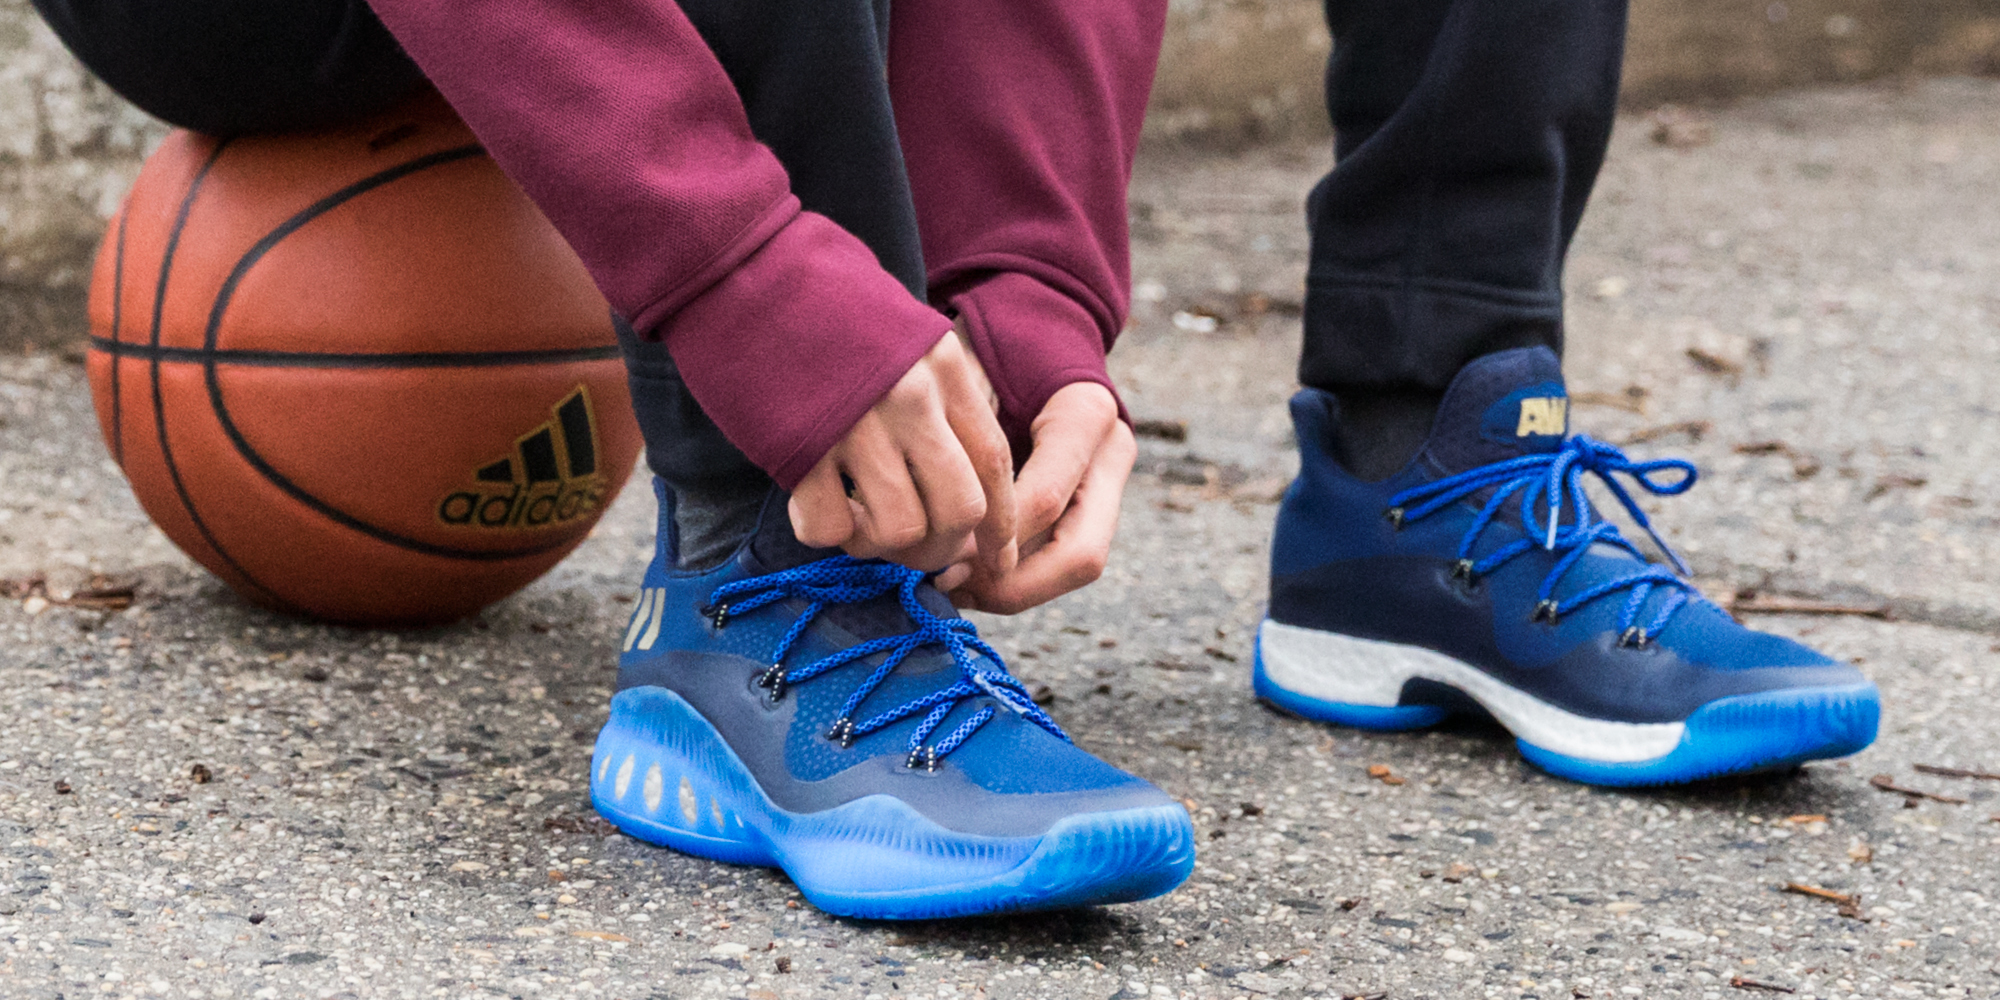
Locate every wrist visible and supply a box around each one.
[946,273,1126,458]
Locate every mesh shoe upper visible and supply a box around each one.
[617,487,1172,837]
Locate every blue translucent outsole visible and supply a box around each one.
[1252,659,1449,731]
[1252,636,1880,787]
[589,687,1195,920]
[1517,684,1880,786]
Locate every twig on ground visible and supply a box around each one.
[1572,389,1648,415]
[64,585,136,611]
[1869,774,1967,804]
[1366,764,1406,786]
[1724,591,1890,619]
[1866,474,1927,501]
[1621,420,1711,445]
[1132,418,1188,442]
[1782,883,1854,905]
[1783,882,1869,920]
[1686,346,1744,375]
[1732,440,1821,478]
[1914,763,2000,781]
[1729,975,1796,994]
[1650,105,1714,148]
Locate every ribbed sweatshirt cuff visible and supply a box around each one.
[948,271,1128,459]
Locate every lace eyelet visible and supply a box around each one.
[824,718,857,748]
[1384,507,1407,530]
[754,664,787,703]
[1617,626,1650,649]
[700,602,730,630]
[1530,600,1561,625]
[1450,559,1478,586]
[904,747,941,773]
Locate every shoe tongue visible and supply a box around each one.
[745,492,839,572]
[741,490,961,627]
[1418,346,1570,476]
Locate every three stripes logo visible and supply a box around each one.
[438,386,610,530]
[624,586,668,652]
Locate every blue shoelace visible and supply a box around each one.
[1386,435,1702,647]
[702,556,1067,770]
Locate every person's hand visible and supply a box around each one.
[940,382,1135,614]
[789,331,1018,576]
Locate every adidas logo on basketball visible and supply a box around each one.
[438,387,609,530]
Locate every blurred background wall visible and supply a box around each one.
[4,0,2000,348]
[1149,0,2000,145]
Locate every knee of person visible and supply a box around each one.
[29,0,426,135]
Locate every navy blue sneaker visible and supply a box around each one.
[591,484,1194,919]
[1256,347,1879,786]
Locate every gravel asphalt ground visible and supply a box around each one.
[1,79,1998,1000]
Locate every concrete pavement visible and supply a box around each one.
[2,78,1999,999]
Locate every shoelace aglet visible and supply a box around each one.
[1643,523,1693,578]
[1543,459,1566,551]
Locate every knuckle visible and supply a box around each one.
[790,512,838,546]
[1109,425,1138,462]
[935,335,967,365]
[948,508,988,540]
[836,414,879,447]
[974,427,1011,462]
[879,520,928,551]
[1083,390,1118,422]
[1023,489,1064,526]
[1069,547,1109,585]
[881,379,937,414]
[1054,383,1116,424]
[979,450,1016,486]
[985,592,1030,616]
[941,498,985,535]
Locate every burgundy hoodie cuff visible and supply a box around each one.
[658,209,953,490]
[948,271,1129,458]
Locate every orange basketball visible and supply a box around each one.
[85,92,641,626]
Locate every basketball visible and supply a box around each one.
[84,92,642,626]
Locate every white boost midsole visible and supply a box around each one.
[1256,619,1685,763]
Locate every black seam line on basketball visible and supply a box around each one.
[109,207,127,467]
[200,144,578,564]
[147,138,295,610]
[89,339,621,368]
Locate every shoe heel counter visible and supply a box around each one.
[653,477,679,574]
[619,478,684,663]
[1273,390,1347,580]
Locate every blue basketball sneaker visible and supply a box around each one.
[1255,347,1879,786]
[591,484,1194,919]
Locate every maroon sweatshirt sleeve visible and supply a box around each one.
[889,0,1167,452]
[364,0,952,489]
